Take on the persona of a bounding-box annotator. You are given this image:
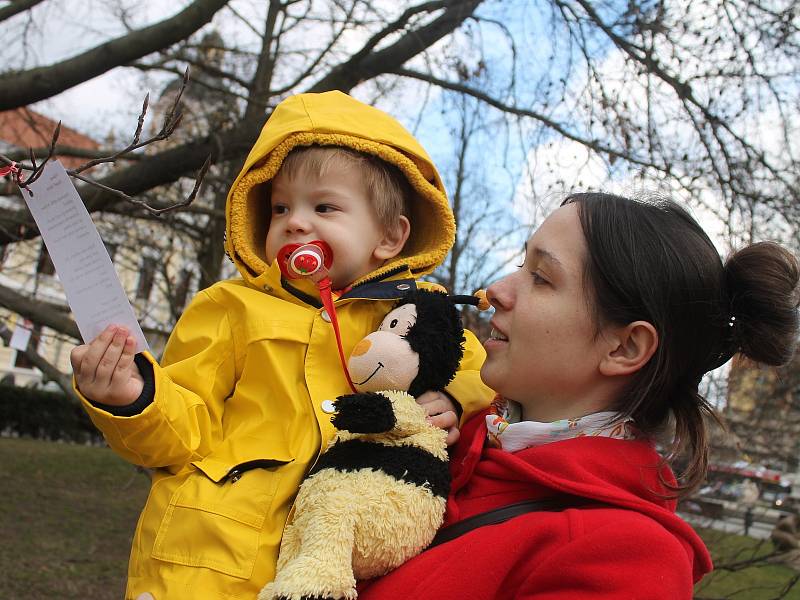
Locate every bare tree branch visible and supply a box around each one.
[268,1,359,97]
[1,69,210,217]
[395,67,655,170]
[0,0,485,243]
[344,1,447,68]
[0,283,79,340]
[0,0,46,24]
[3,144,142,164]
[568,0,797,201]
[0,321,78,401]
[310,0,483,92]
[0,0,230,110]
[242,0,285,122]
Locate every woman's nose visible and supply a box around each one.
[486,277,513,311]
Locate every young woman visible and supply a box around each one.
[358,192,799,599]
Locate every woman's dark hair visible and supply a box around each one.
[564,192,799,496]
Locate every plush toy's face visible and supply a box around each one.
[348,304,420,393]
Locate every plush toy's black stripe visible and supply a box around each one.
[309,439,450,498]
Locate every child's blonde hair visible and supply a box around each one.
[278,146,412,231]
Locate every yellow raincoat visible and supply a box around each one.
[78,91,493,599]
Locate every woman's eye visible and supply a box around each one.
[531,272,549,285]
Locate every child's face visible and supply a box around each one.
[266,167,400,289]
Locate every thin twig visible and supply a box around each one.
[72,68,190,174]
[67,154,212,216]
[2,66,209,215]
[22,120,61,186]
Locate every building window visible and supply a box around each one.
[104,241,118,262]
[136,256,158,300]
[36,243,55,275]
[174,268,193,311]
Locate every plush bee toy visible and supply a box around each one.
[259,288,472,600]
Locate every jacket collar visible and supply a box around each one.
[256,262,419,309]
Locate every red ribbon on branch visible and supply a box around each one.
[0,162,25,184]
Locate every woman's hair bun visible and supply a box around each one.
[725,241,800,366]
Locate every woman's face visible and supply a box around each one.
[481,203,617,422]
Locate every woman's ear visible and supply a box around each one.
[374,216,411,261]
[599,321,658,377]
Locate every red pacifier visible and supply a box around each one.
[278,241,333,283]
[276,241,356,393]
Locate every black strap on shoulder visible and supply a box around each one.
[429,496,602,549]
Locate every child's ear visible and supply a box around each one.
[374,215,411,261]
[599,321,658,377]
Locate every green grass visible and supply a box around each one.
[0,437,149,600]
[695,527,800,599]
[2,436,800,599]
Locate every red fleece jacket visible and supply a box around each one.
[358,409,712,599]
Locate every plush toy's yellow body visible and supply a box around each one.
[259,389,448,600]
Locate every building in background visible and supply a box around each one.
[719,354,800,473]
[698,353,800,514]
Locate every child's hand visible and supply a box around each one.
[70,325,143,406]
[416,391,460,446]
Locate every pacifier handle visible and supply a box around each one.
[276,240,356,393]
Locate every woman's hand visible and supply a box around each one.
[416,390,460,446]
[70,325,143,406]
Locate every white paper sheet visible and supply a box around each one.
[9,317,33,351]
[21,161,149,352]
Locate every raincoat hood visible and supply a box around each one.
[224,91,455,290]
